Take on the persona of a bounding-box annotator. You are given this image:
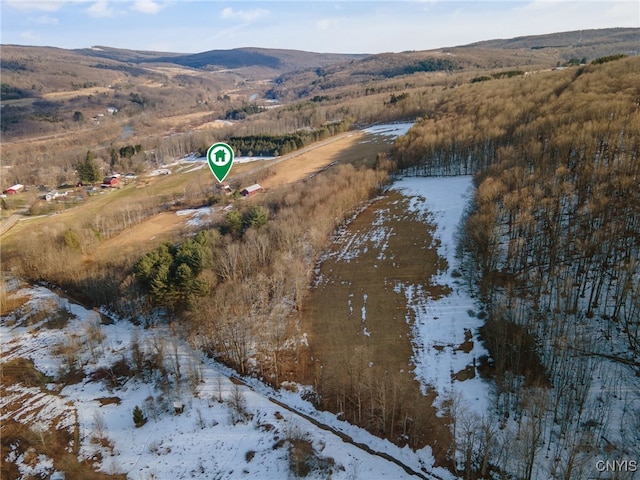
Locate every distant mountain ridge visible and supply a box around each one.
[75,45,368,73]
[66,28,639,84]
[463,27,639,56]
[1,27,637,127]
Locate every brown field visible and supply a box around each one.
[260,132,365,188]
[1,87,114,108]
[43,87,114,100]
[91,211,189,262]
[306,190,450,365]
[1,128,393,268]
[302,189,453,459]
[156,110,218,127]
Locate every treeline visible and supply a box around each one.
[1,83,32,100]
[224,103,265,120]
[471,70,524,83]
[223,120,351,156]
[381,57,459,77]
[392,56,640,478]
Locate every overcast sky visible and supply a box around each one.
[1,0,638,54]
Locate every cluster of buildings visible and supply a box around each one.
[216,182,264,197]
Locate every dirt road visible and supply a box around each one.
[235,130,366,188]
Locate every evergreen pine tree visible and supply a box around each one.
[132,405,146,427]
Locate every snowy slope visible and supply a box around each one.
[1,284,455,480]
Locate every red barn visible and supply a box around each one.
[101,176,119,188]
[4,184,24,195]
[241,184,263,197]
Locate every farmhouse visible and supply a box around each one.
[101,176,119,188]
[241,184,263,197]
[44,190,68,201]
[4,184,24,195]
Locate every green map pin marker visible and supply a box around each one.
[207,142,234,183]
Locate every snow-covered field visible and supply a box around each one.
[363,123,415,138]
[392,176,492,415]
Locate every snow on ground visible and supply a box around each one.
[324,201,390,264]
[182,154,276,165]
[234,155,277,165]
[147,153,276,178]
[1,284,454,480]
[392,176,493,415]
[147,168,171,176]
[176,206,214,227]
[363,123,415,138]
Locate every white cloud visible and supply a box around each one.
[4,1,65,11]
[30,14,59,25]
[130,0,163,15]
[86,0,115,18]
[220,7,268,23]
[315,17,342,30]
[19,29,40,43]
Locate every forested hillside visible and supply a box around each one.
[392,55,640,478]
[2,30,639,479]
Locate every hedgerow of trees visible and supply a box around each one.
[222,120,351,156]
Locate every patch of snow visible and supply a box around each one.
[182,154,276,165]
[361,293,368,322]
[362,122,414,138]
[176,206,213,226]
[148,168,171,176]
[392,176,492,415]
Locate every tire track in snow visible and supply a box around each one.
[230,376,444,480]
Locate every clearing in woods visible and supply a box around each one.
[302,188,453,462]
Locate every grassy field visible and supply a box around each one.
[306,190,449,365]
[1,127,396,271]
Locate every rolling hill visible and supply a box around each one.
[0,28,637,164]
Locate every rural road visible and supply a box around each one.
[0,214,20,236]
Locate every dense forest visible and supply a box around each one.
[393,55,640,479]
